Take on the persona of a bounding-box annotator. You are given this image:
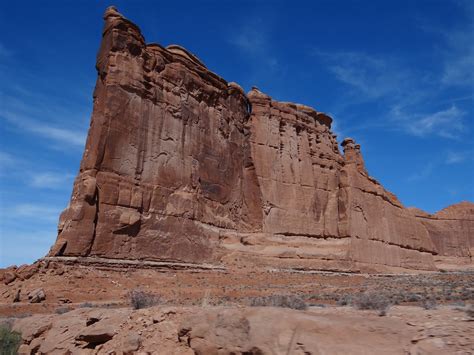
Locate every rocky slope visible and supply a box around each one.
[47,7,472,272]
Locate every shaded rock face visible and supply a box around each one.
[49,7,472,271]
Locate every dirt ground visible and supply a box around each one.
[1,259,473,317]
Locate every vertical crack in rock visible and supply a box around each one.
[86,185,100,255]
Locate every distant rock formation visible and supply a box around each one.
[48,7,473,272]
[409,202,474,269]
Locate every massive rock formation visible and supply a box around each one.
[48,7,473,272]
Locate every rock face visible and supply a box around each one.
[409,202,474,269]
[48,7,472,271]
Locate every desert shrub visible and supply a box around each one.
[389,293,404,305]
[128,289,162,309]
[421,298,437,310]
[460,287,474,301]
[55,306,72,314]
[249,295,307,310]
[0,325,22,355]
[337,294,352,306]
[405,293,421,302]
[352,293,391,316]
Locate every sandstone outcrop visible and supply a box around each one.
[48,7,472,272]
[11,305,474,354]
[409,202,474,269]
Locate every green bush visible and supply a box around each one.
[0,325,22,355]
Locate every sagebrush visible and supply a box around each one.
[128,289,163,309]
[249,295,307,310]
[351,293,391,316]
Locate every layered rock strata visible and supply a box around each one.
[48,7,472,272]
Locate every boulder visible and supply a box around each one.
[2,271,16,285]
[28,288,46,303]
[75,325,116,345]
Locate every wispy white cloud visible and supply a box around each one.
[30,172,75,189]
[313,2,474,143]
[315,46,470,140]
[406,147,472,182]
[232,24,266,54]
[0,151,24,178]
[446,151,465,164]
[427,12,474,88]
[415,1,473,87]
[10,203,62,222]
[407,163,435,182]
[392,105,466,139]
[442,48,474,87]
[0,151,15,165]
[230,17,280,73]
[445,150,473,164]
[315,51,413,100]
[0,149,76,189]
[0,110,86,147]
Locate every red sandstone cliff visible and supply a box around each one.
[48,7,472,272]
[409,202,474,269]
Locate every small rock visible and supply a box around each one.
[29,337,43,353]
[17,344,30,355]
[28,288,46,303]
[76,325,115,345]
[13,289,21,303]
[16,263,39,280]
[3,271,17,285]
[120,332,141,354]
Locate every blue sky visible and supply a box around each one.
[0,0,473,267]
